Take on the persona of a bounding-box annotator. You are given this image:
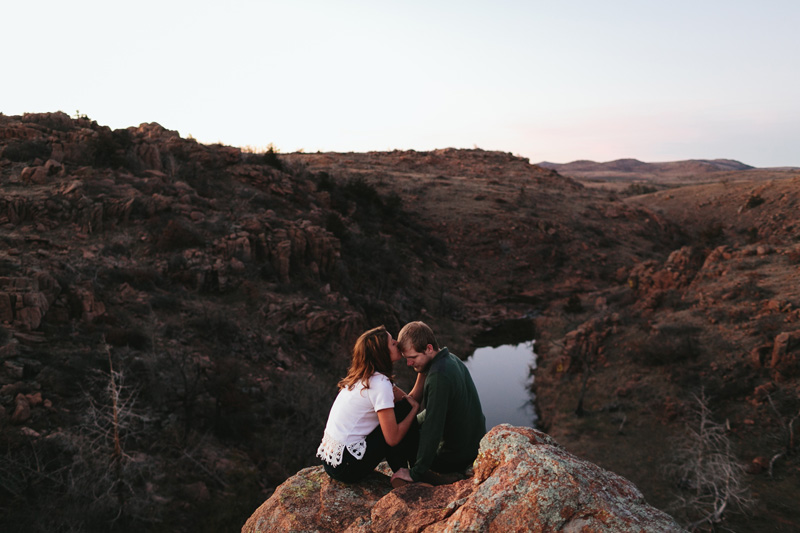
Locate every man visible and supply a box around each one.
[392,321,486,486]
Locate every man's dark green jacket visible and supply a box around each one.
[410,347,486,481]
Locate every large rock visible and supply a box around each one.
[242,425,685,532]
[771,329,800,379]
[627,246,704,310]
[0,274,61,331]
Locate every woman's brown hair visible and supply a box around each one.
[339,325,394,390]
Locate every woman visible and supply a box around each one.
[316,325,420,483]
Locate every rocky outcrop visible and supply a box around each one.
[0,273,61,331]
[627,245,704,310]
[548,313,619,375]
[771,330,800,380]
[242,425,685,532]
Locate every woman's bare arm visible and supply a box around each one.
[377,394,419,447]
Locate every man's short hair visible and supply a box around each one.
[398,321,439,353]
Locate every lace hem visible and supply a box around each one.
[316,432,367,467]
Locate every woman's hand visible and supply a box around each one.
[404,392,419,414]
[392,384,406,402]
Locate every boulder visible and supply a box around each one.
[243,466,391,532]
[627,246,703,310]
[771,330,800,379]
[11,393,31,424]
[0,275,61,331]
[242,425,685,532]
[21,165,49,184]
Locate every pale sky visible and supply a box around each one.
[4,1,799,167]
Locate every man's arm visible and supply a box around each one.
[408,372,426,404]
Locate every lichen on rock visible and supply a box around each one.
[242,425,686,532]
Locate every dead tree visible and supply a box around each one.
[667,390,754,531]
[80,342,146,525]
[574,331,598,417]
[765,391,799,477]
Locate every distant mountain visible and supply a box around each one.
[538,158,754,175]
[532,158,797,188]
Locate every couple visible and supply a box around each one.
[316,321,486,487]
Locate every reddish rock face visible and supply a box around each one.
[242,425,685,533]
[772,330,800,379]
[242,466,392,532]
[2,112,798,531]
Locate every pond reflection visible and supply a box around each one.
[464,341,537,430]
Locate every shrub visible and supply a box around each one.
[150,293,182,311]
[177,162,232,199]
[731,278,773,302]
[0,352,153,531]
[744,226,760,244]
[263,145,283,171]
[745,194,765,209]
[91,128,135,169]
[101,266,166,291]
[698,223,725,247]
[342,177,382,212]
[105,327,152,351]
[325,212,349,239]
[187,313,240,344]
[624,183,658,196]
[633,324,703,366]
[666,391,754,529]
[315,171,334,191]
[3,139,51,162]
[262,371,334,474]
[154,218,206,251]
[101,242,132,258]
[564,294,584,314]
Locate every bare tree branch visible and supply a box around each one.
[666,389,754,530]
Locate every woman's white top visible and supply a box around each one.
[316,373,394,467]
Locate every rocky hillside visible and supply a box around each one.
[0,112,450,532]
[286,151,800,531]
[1,112,799,532]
